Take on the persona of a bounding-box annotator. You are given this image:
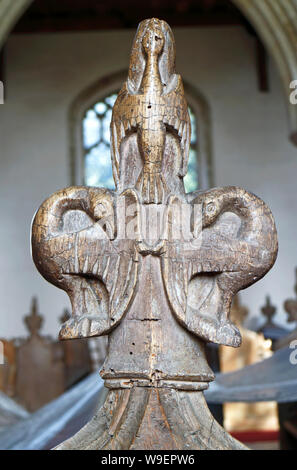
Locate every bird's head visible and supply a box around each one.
[142,18,165,56]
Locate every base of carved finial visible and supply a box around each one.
[55,387,247,450]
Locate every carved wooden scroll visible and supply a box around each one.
[31,18,278,450]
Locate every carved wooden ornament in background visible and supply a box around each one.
[31,18,278,450]
[16,298,64,412]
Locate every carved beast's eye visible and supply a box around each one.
[205,202,216,214]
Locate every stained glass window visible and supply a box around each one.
[83,93,117,189]
[82,92,198,192]
[183,106,199,193]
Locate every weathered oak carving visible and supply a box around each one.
[59,309,92,388]
[31,18,278,450]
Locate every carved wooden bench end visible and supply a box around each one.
[31,18,278,450]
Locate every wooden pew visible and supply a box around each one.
[15,297,65,412]
[220,295,278,433]
[59,309,93,388]
[257,296,289,347]
[1,298,98,413]
[205,346,297,404]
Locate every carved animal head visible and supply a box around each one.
[163,187,278,348]
[142,19,165,56]
[127,18,176,94]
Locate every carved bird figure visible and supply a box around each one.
[111,18,191,203]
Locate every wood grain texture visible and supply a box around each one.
[31,18,278,449]
[59,309,92,388]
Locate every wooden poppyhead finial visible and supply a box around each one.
[24,297,43,337]
[283,268,297,324]
[31,18,278,450]
[261,295,277,326]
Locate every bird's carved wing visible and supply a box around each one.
[110,84,141,188]
[163,75,191,177]
[162,188,278,347]
[31,187,140,339]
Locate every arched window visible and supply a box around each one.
[83,93,117,190]
[70,71,212,193]
[183,106,199,193]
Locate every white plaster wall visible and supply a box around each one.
[0,26,296,338]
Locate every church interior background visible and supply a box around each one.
[0,0,297,451]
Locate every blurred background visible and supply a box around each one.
[0,0,297,450]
